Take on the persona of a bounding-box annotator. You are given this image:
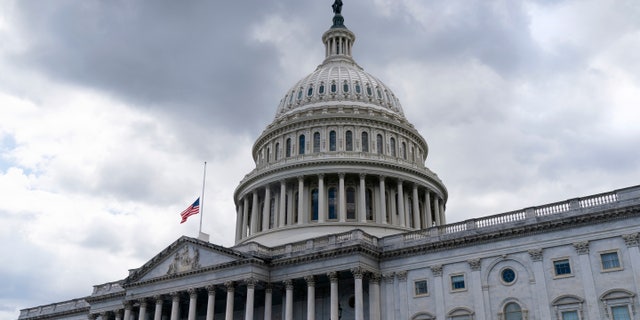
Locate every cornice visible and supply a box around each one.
[85,291,125,303]
[270,243,380,267]
[19,305,90,320]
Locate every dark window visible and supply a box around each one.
[299,135,305,155]
[331,82,337,93]
[297,89,303,100]
[328,187,337,219]
[311,188,318,221]
[451,275,465,290]
[313,132,320,153]
[329,131,336,151]
[286,138,292,157]
[343,81,349,93]
[307,85,313,96]
[366,188,373,220]
[554,259,572,276]
[402,142,407,159]
[346,187,356,219]
[361,132,369,152]
[601,252,621,270]
[319,83,325,94]
[366,85,372,96]
[376,134,383,155]
[275,143,280,160]
[345,130,353,151]
[355,82,361,94]
[390,138,396,157]
[414,280,428,296]
[501,268,516,283]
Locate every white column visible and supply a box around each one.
[262,187,271,231]
[379,177,387,224]
[318,174,325,223]
[264,284,273,320]
[623,233,640,299]
[245,278,257,320]
[170,293,180,320]
[412,185,420,229]
[235,205,243,242]
[383,273,395,320]
[574,241,601,319]
[439,200,446,224]
[528,249,551,320]
[305,276,316,320]
[123,303,132,320]
[397,271,408,320]
[352,267,364,320]
[139,300,148,320]
[431,265,445,320]
[369,273,381,320]
[250,191,259,234]
[433,197,441,225]
[338,173,346,222]
[206,286,216,320]
[279,181,286,227]
[241,197,249,238]
[359,174,367,222]
[188,289,197,320]
[297,177,304,225]
[153,296,163,320]
[224,282,235,320]
[328,272,339,320]
[425,191,433,227]
[467,259,486,319]
[389,189,397,226]
[115,310,123,320]
[284,280,293,320]
[397,180,405,227]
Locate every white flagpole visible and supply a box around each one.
[199,161,207,235]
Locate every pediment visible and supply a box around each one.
[126,236,246,283]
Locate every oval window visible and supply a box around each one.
[501,268,516,284]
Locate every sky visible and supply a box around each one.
[1,0,639,318]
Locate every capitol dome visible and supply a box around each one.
[233,6,447,247]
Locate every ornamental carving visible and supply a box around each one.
[573,241,590,255]
[622,233,639,247]
[304,275,315,286]
[167,246,201,275]
[224,281,235,292]
[283,279,294,290]
[245,277,258,288]
[351,267,365,279]
[382,272,395,284]
[327,271,339,282]
[528,248,543,262]
[467,258,481,271]
[430,265,443,277]
[396,271,408,282]
[369,272,382,284]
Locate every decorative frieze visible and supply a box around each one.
[573,241,590,255]
[430,265,443,277]
[622,233,639,247]
[528,248,543,262]
[467,258,481,271]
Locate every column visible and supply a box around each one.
[205,286,216,320]
[305,276,316,320]
[123,303,132,320]
[439,200,446,224]
[284,280,294,320]
[279,181,286,227]
[318,174,325,223]
[574,241,601,319]
[397,271,408,320]
[352,267,364,320]
[338,173,346,222]
[224,282,235,320]
[359,174,366,222]
[622,233,640,297]
[153,296,163,320]
[412,185,420,228]
[328,272,339,320]
[242,197,249,238]
[297,177,304,225]
[425,191,433,227]
[467,259,486,319]
[100,312,109,320]
[431,265,445,320]
[379,177,387,224]
[138,300,148,320]
[245,278,257,320]
[389,189,397,226]
[188,289,197,320]
[433,197,441,225]
[170,293,180,320]
[528,249,551,320]
[382,273,395,320]
[397,180,405,227]
[235,204,243,242]
[250,191,259,233]
[368,273,381,320]
[264,284,273,320]
[262,187,271,231]
[115,310,122,320]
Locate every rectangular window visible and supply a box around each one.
[611,306,631,320]
[601,251,621,271]
[450,274,465,291]
[562,310,579,320]
[554,259,572,277]
[414,280,428,296]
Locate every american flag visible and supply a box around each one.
[180,198,200,224]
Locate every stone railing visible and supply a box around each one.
[91,280,124,296]
[19,299,89,319]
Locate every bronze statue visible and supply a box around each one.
[332,0,343,15]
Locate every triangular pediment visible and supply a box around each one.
[126,236,247,283]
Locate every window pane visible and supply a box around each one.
[329,131,336,151]
[311,189,318,221]
[505,303,522,320]
[286,139,291,157]
[414,280,428,295]
[601,252,620,269]
[361,132,369,152]
[313,132,320,153]
[451,275,465,290]
[299,135,305,155]
[390,138,396,156]
[376,134,383,155]
[328,188,337,219]
[345,131,353,151]
[562,311,579,320]
[612,306,631,320]
[554,259,572,275]
[346,187,356,219]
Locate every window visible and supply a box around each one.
[390,137,396,157]
[376,134,383,154]
[346,187,356,219]
[297,88,303,100]
[313,132,320,153]
[355,82,361,94]
[366,84,372,96]
[328,187,337,219]
[331,81,337,93]
[414,280,428,296]
[600,251,621,271]
[307,85,313,97]
[365,188,373,220]
[500,268,516,285]
[275,143,280,160]
[345,130,353,151]
[361,132,369,152]
[311,188,318,221]
[448,307,474,320]
[319,82,325,94]
[553,259,572,277]
[298,135,305,155]
[601,289,634,320]
[329,130,336,151]
[269,198,275,228]
[451,274,466,291]
[343,81,349,93]
[266,147,270,163]
[503,303,523,320]
[561,311,579,320]
[293,192,299,223]
[402,142,407,159]
[286,138,292,157]
[553,295,583,320]
[611,306,631,320]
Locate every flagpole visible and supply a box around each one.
[199,161,207,235]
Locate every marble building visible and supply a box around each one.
[18,3,640,320]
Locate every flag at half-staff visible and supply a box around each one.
[180,198,200,224]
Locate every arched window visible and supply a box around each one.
[361,132,369,152]
[390,137,396,157]
[376,134,383,155]
[402,142,407,159]
[307,85,314,97]
[299,135,305,155]
[331,81,337,93]
[311,188,319,221]
[266,147,270,163]
[345,130,353,151]
[343,81,349,93]
[328,187,337,219]
[448,307,474,320]
[601,289,634,320]
[366,188,374,220]
[503,302,523,320]
[275,143,280,160]
[286,138,292,158]
[366,84,373,96]
[355,82,362,94]
[329,130,337,151]
[385,191,391,223]
[313,132,320,153]
[319,82,325,94]
[346,187,356,220]
[297,88,303,100]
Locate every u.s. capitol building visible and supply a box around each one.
[19,3,640,320]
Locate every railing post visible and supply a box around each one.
[525,208,536,219]
[569,198,581,210]
[466,219,477,230]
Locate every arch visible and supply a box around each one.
[411,311,435,320]
[484,256,534,286]
[447,306,474,319]
[497,299,528,320]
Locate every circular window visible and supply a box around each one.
[501,268,516,284]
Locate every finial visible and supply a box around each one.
[331,0,345,28]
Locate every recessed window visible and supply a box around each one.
[600,251,621,271]
[355,82,361,94]
[297,88,303,100]
[328,187,337,219]
[310,188,318,221]
[553,259,572,277]
[501,268,516,284]
[319,83,325,94]
[366,84,372,96]
[298,135,305,155]
[343,81,349,93]
[345,130,353,151]
[331,81,337,93]
[451,274,466,291]
[503,302,523,320]
[329,130,336,151]
[561,311,579,320]
[285,138,292,157]
[307,85,314,97]
[611,306,631,320]
[414,279,428,296]
[313,132,320,153]
[361,132,369,152]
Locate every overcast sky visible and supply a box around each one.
[1,0,639,318]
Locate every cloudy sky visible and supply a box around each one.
[1,0,639,318]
